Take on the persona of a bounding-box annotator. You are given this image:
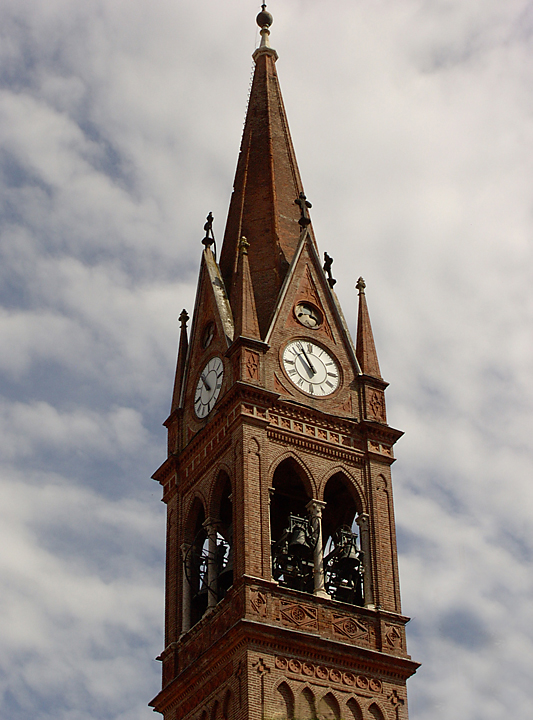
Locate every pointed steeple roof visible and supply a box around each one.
[219,8,310,339]
[232,237,260,340]
[356,277,383,379]
[171,309,189,412]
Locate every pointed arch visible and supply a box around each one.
[321,471,365,606]
[183,497,208,627]
[297,687,317,720]
[346,697,363,720]
[184,494,207,543]
[270,456,315,593]
[210,700,219,720]
[322,471,362,542]
[272,681,295,720]
[269,451,316,498]
[368,702,386,720]
[222,689,233,720]
[318,465,366,511]
[208,469,234,601]
[318,691,340,720]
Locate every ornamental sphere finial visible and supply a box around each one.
[256,4,273,29]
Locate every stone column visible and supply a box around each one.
[204,518,218,609]
[181,542,191,634]
[268,488,276,581]
[306,499,330,599]
[355,513,374,608]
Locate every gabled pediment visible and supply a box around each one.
[265,230,361,417]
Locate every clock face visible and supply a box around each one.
[282,340,340,396]
[194,356,224,418]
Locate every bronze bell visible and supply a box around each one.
[288,525,311,557]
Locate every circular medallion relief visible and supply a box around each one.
[294,302,322,328]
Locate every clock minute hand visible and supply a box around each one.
[297,343,316,375]
[200,373,212,392]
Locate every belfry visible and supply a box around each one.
[150,7,419,720]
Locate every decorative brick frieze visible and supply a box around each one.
[274,654,383,694]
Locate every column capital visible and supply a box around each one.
[203,517,220,532]
[356,512,370,529]
[306,499,327,517]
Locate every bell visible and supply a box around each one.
[288,525,311,557]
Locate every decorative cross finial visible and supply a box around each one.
[356,276,366,294]
[178,309,189,328]
[202,211,215,249]
[295,191,312,227]
[323,252,337,288]
[239,236,250,255]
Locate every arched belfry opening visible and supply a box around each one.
[183,474,234,632]
[210,471,234,602]
[184,499,208,628]
[322,473,365,606]
[270,458,315,594]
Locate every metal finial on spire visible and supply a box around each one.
[356,277,366,294]
[179,309,189,328]
[256,4,273,29]
[256,3,274,51]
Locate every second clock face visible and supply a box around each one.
[194,356,224,418]
[282,340,340,396]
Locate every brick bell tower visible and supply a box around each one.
[150,7,419,720]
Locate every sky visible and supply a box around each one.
[0,1,532,718]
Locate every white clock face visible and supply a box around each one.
[282,340,340,396]
[194,356,224,418]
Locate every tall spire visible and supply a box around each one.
[232,236,260,340]
[219,6,309,338]
[355,277,383,379]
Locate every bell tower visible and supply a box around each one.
[150,7,419,720]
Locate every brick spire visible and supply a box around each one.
[170,309,189,412]
[232,237,260,340]
[355,277,382,379]
[219,11,307,339]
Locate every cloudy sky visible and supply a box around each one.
[0,0,532,718]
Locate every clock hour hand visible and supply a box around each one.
[297,343,316,376]
[200,373,212,392]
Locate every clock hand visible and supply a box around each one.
[200,373,212,392]
[297,342,316,375]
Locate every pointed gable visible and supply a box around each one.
[177,248,233,421]
[265,230,361,415]
[219,41,312,339]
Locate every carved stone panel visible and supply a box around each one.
[332,614,370,644]
[276,600,318,631]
